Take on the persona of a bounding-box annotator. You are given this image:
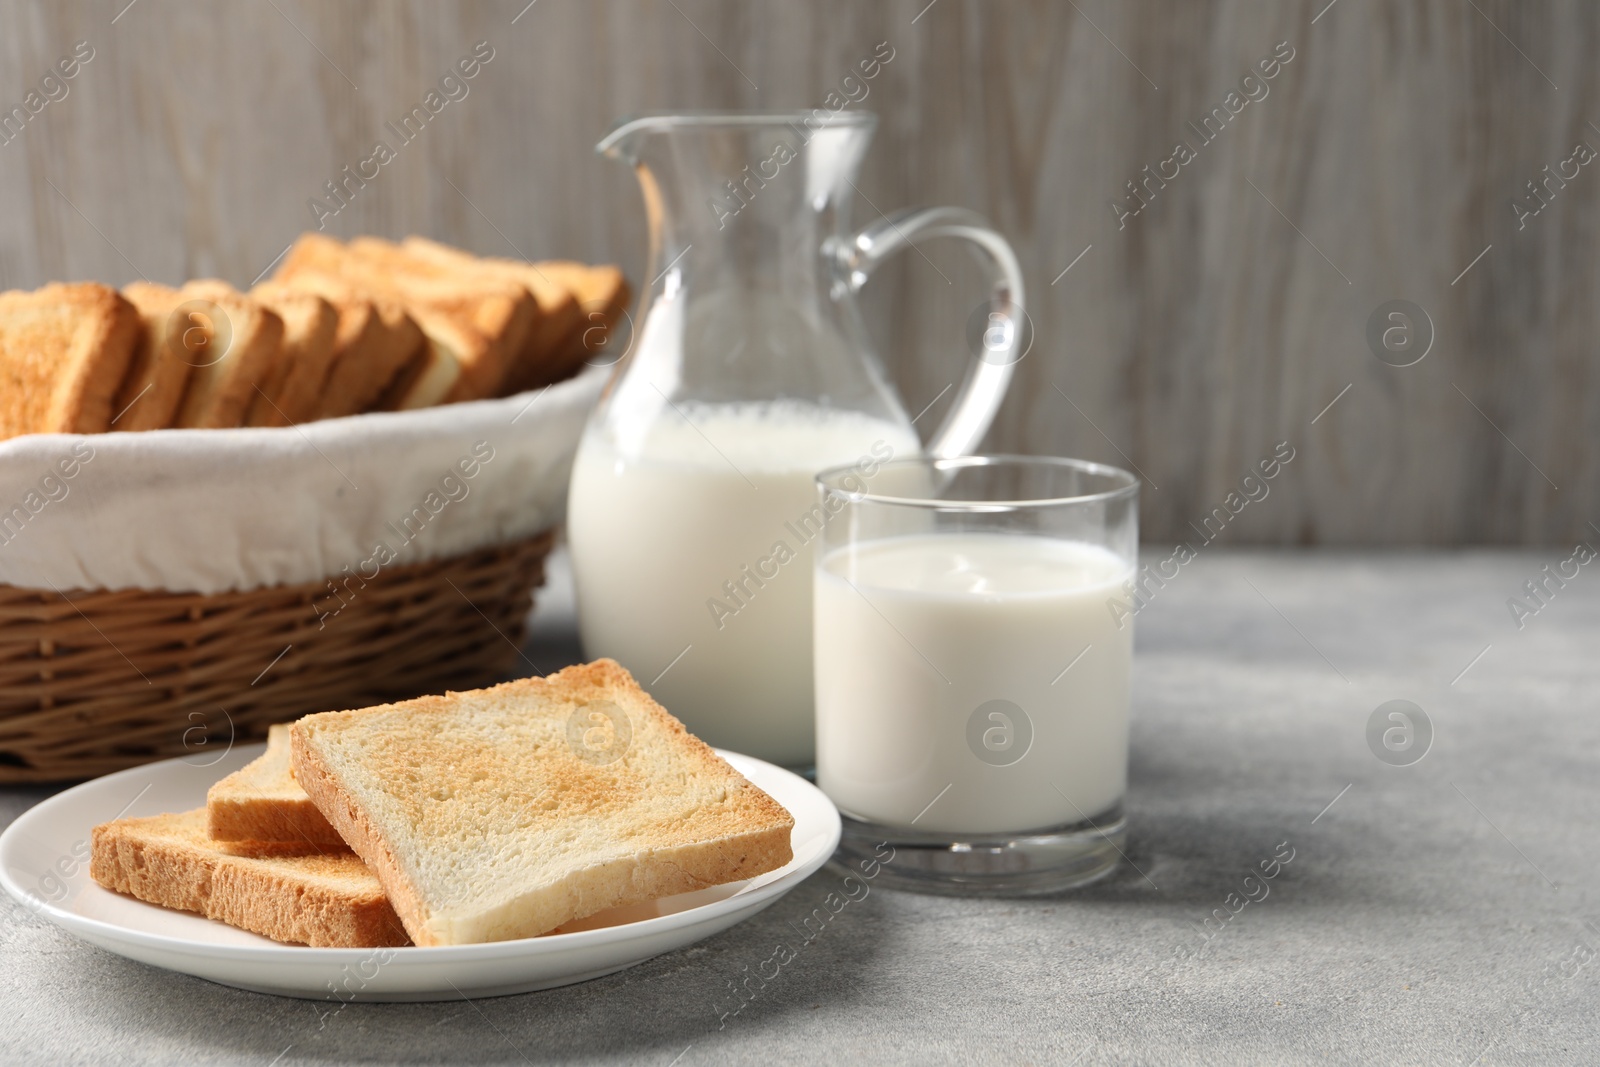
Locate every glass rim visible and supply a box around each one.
[815,454,1140,510]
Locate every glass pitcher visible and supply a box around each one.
[568,110,1026,768]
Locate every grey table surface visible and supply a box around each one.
[2,547,1597,1066]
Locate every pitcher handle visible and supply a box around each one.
[837,206,1025,459]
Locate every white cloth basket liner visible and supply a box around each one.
[0,367,606,595]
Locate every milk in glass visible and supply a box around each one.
[814,532,1133,834]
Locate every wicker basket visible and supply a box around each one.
[0,530,556,783]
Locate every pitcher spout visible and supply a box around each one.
[594,115,663,165]
[595,110,877,166]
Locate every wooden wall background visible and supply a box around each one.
[0,0,1593,546]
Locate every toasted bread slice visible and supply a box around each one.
[279,234,535,402]
[169,281,285,429]
[290,659,795,946]
[374,344,456,410]
[276,231,353,280]
[207,725,345,850]
[528,262,631,390]
[245,284,338,426]
[90,808,408,948]
[399,237,583,395]
[0,282,140,441]
[280,238,465,406]
[114,282,195,431]
[271,270,425,419]
[348,238,537,401]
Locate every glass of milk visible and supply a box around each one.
[813,455,1139,894]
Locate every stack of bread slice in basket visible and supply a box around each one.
[0,235,629,442]
[89,662,796,948]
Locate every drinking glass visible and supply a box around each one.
[813,455,1138,894]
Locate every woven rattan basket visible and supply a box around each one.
[0,529,556,783]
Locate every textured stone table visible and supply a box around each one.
[3,549,1597,1066]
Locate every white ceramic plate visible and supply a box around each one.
[0,744,839,1001]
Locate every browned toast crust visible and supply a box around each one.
[171,281,285,429]
[271,270,424,419]
[280,235,536,401]
[114,281,194,431]
[400,237,583,395]
[90,809,408,948]
[245,284,339,426]
[289,721,435,944]
[0,282,140,441]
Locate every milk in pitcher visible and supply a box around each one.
[569,401,917,766]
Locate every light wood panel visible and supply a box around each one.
[0,0,1593,544]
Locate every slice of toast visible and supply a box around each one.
[290,659,795,946]
[90,808,409,948]
[348,237,538,402]
[270,270,425,419]
[169,281,285,429]
[279,234,535,402]
[244,284,338,426]
[279,238,466,406]
[0,282,140,442]
[114,282,195,431]
[399,236,582,395]
[207,724,345,850]
[374,311,464,411]
[526,262,631,390]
